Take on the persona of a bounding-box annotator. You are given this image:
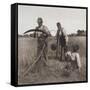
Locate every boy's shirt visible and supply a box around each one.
[71,52,81,68]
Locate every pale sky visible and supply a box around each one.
[18,5,86,36]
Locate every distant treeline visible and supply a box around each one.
[68,30,86,37]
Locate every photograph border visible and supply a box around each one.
[11,3,88,87]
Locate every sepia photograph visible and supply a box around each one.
[17,4,87,85]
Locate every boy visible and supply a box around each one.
[63,45,81,77]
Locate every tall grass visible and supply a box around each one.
[18,36,86,85]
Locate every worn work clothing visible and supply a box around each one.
[71,52,81,69]
[36,25,50,61]
[56,28,68,59]
[36,25,50,37]
[56,28,68,46]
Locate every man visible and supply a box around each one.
[35,17,50,62]
[56,22,68,60]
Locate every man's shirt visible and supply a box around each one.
[36,25,50,37]
[56,28,68,44]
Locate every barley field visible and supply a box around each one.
[18,36,87,85]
